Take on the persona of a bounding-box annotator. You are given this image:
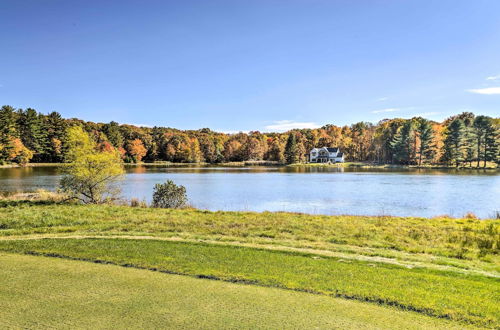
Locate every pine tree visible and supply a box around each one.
[473,116,493,168]
[463,126,476,167]
[443,118,465,167]
[460,115,475,167]
[390,120,415,164]
[284,133,299,164]
[17,108,43,161]
[484,119,498,167]
[42,111,67,162]
[416,119,434,165]
[104,121,124,148]
[0,105,18,162]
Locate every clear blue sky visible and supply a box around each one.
[1,0,499,132]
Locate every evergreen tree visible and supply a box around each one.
[416,119,434,165]
[0,105,18,162]
[284,133,299,164]
[390,120,415,164]
[17,108,43,161]
[484,119,498,167]
[42,111,67,162]
[461,115,476,166]
[443,118,465,167]
[104,121,124,148]
[473,116,492,167]
[463,126,476,167]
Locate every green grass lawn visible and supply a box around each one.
[0,238,498,327]
[1,202,498,273]
[0,253,471,329]
[1,202,499,327]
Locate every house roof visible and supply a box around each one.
[310,147,341,153]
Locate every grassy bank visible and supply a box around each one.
[0,253,470,329]
[0,238,498,326]
[288,162,389,168]
[1,202,498,268]
[0,162,64,168]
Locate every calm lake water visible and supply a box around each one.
[1,166,499,218]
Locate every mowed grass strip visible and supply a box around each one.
[0,238,498,327]
[1,202,498,262]
[0,253,472,330]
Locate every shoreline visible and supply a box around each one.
[0,160,282,169]
[1,161,498,170]
[0,196,498,220]
[288,162,499,170]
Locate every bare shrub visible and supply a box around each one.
[130,198,148,208]
[464,212,478,219]
[0,189,67,202]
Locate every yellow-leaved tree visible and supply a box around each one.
[60,126,125,204]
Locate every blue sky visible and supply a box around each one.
[1,0,499,132]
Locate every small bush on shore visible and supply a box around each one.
[464,212,478,219]
[152,180,188,209]
[130,198,148,208]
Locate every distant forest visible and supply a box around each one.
[0,105,498,167]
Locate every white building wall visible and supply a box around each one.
[309,148,344,163]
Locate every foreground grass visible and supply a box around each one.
[0,253,471,329]
[1,202,498,326]
[1,202,498,272]
[0,238,498,327]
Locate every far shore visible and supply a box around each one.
[289,161,499,170]
[2,160,498,170]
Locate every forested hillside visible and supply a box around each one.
[0,105,498,166]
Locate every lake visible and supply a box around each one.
[1,165,499,218]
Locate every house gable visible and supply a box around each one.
[309,147,344,163]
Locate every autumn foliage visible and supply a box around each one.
[127,139,147,162]
[7,138,34,165]
[0,105,498,166]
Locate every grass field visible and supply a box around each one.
[0,202,499,328]
[1,201,498,272]
[0,253,471,329]
[0,237,498,327]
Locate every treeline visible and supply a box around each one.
[0,105,498,167]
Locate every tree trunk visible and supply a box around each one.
[477,137,481,168]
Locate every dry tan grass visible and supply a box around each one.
[0,189,67,202]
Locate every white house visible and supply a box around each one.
[309,147,344,163]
